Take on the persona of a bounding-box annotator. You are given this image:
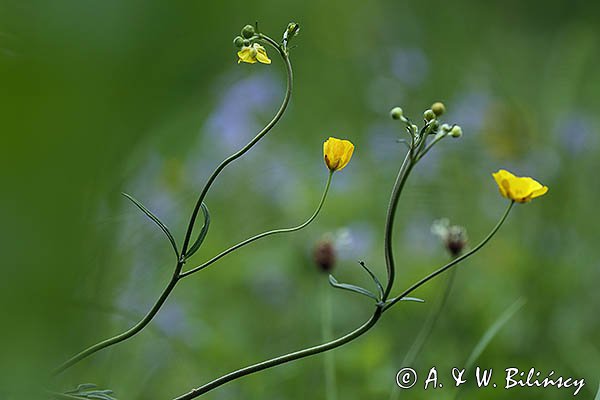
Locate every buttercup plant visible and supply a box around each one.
[51,21,548,399]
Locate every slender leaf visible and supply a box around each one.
[122,192,179,258]
[595,382,600,400]
[465,297,526,370]
[54,384,118,400]
[398,296,425,303]
[186,202,210,257]
[328,275,379,301]
[358,261,384,298]
[65,385,97,394]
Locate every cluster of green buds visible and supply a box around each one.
[233,24,272,64]
[233,21,300,64]
[389,102,463,162]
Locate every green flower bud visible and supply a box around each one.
[286,22,300,38]
[241,24,255,39]
[440,123,451,132]
[431,102,446,116]
[424,109,436,121]
[243,38,251,47]
[450,125,463,138]
[390,107,404,120]
[233,36,245,48]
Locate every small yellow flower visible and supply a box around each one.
[323,137,354,172]
[237,43,271,64]
[492,169,548,203]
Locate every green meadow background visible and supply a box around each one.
[1,0,599,399]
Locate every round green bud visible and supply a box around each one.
[243,38,251,47]
[440,123,451,132]
[424,109,436,121]
[233,36,244,48]
[450,125,463,138]
[390,107,404,120]
[241,24,255,39]
[430,120,440,132]
[431,102,446,116]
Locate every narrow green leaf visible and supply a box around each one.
[186,202,210,258]
[358,261,384,298]
[399,296,425,303]
[328,275,379,301]
[55,384,118,400]
[65,385,97,394]
[122,192,179,258]
[594,382,600,400]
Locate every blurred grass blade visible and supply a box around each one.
[122,192,179,258]
[465,297,526,370]
[186,202,210,258]
[328,275,379,301]
[52,383,118,400]
[595,382,600,400]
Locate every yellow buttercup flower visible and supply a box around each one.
[492,169,548,203]
[237,43,271,64]
[323,137,354,172]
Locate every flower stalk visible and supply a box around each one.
[171,201,514,399]
[170,105,529,399]
[54,27,299,376]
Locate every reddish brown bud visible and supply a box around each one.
[313,239,336,273]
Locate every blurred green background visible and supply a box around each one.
[1,0,599,399]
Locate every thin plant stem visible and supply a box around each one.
[171,203,514,399]
[389,267,457,400]
[179,35,292,258]
[180,171,333,278]
[403,267,457,366]
[54,37,293,375]
[383,201,514,311]
[53,262,182,375]
[321,279,338,400]
[172,307,384,400]
[382,151,414,300]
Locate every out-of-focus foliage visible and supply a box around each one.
[1,0,599,399]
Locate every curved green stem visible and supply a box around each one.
[171,202,513,399]
[382,151,414,300]
[180,171,333,278]
[52,262,183,375]
[179,35,293,258]
[54,36,293,375]
[172,307,383,399]
[417,132,447,162]
[383,201,514,312]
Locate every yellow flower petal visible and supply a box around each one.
[237,43,270,65]
[237,46,257,64]
[323,137,354,172]
[254,44,271,64]
[492,169,548,203]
